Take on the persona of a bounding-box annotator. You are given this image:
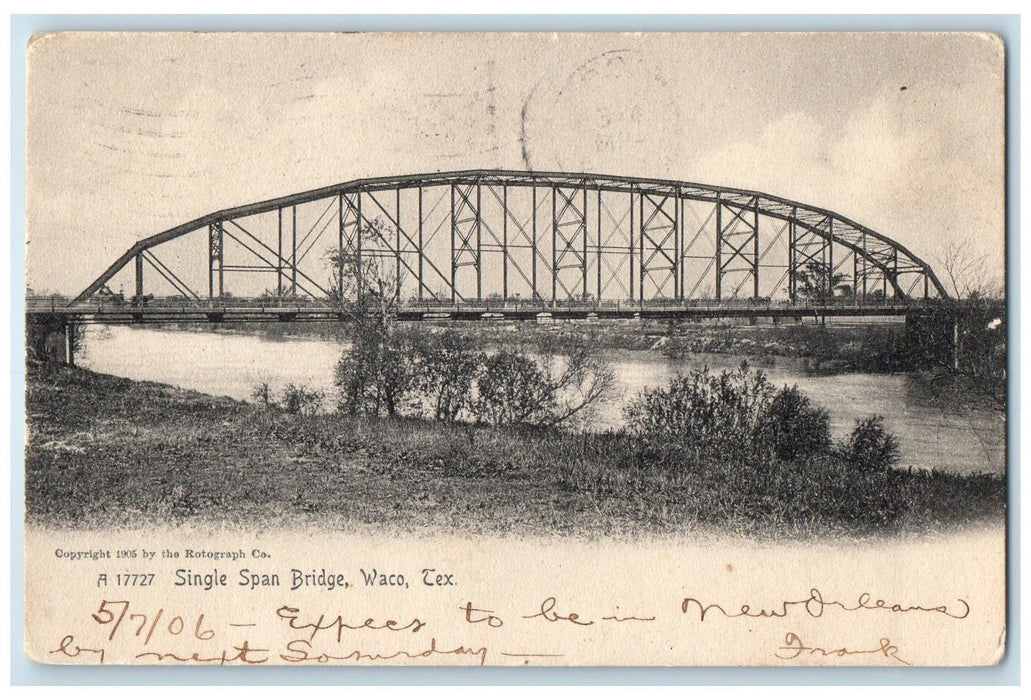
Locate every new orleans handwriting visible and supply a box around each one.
[681,589,970,621]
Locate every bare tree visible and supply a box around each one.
[328,219,413,417]
[535,333,618,428]
[937,240,1002,299]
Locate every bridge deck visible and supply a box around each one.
[26,297,914,324]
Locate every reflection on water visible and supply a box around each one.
[80,326,1005,476]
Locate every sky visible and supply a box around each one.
[25,32,1005,295]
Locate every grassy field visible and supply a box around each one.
[24,367,1005,538]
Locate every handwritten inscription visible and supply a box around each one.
[91,600,214,643]
[522,597,594,626]
[43,589,969,665]
[275,605,426,642]
[50,635,106,663]
[279,638,488,666]
[681,589,970,622]
[775,632,912,666]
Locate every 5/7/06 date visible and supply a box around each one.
[98,573,156,587]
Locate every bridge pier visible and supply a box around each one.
[26,315,78,367]
[66,323,76,366]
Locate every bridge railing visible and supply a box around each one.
[26,293,925,317]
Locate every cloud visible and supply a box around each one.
[686,85,1004,287]
[25,34,1005,295]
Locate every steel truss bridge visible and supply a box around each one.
[34,170,947,328]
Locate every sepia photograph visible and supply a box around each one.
[21,30,1008,668]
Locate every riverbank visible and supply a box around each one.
[25,367,1005,538]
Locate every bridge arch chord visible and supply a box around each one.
[71,170,948,307]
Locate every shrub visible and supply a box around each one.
[475,351,556,427]
[760,385,831,461]
[335,328,417,417]
[412,331,483,422]
[251,381,276,410]
[535,332,617,428]
[333,328,616,430]
[840,415,901,472]
[282,384,324,417]
[623,362,776,460]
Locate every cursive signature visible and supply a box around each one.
[775,632,911,665]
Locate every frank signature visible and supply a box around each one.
[776,632,911,665]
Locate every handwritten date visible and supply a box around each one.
[92,600,214,644]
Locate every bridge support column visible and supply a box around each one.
[65,321,77,367]
[753,200,760,300]
[629,189,635,302]
[135,253,144,299]
[27,315,77,367]
[278,208,284,297]
[208,223,224,299]
[787,216,796,302]
[291,205,298,297]
[714,192,722,301]
[827,219,835,301]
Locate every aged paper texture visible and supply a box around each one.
[24,32,1007,667]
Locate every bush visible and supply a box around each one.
[334,327,615,430]
[623,362,776,460]
[335,327,417,417]
[760,385,831,461]
[839,415,900,472]
[412,331,483,422]
[474,351,556,427]
[282,384,324,417]
[251,381,276,410]
[624,365,841,467]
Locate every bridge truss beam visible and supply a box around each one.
[71,170,948,308]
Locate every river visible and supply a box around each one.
[78,325,1005,476]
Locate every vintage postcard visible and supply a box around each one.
[23,32,1007,667]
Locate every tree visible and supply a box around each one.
[325,218,408,307]
[795,261,849,303]
[929,242,1005,411]
[937,239,1002,299]
[904,294,1006,412]
[330,219,413,417]
[335,324,419,418]
[327,222,615,428]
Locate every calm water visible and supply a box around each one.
[80,326,1006,476]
